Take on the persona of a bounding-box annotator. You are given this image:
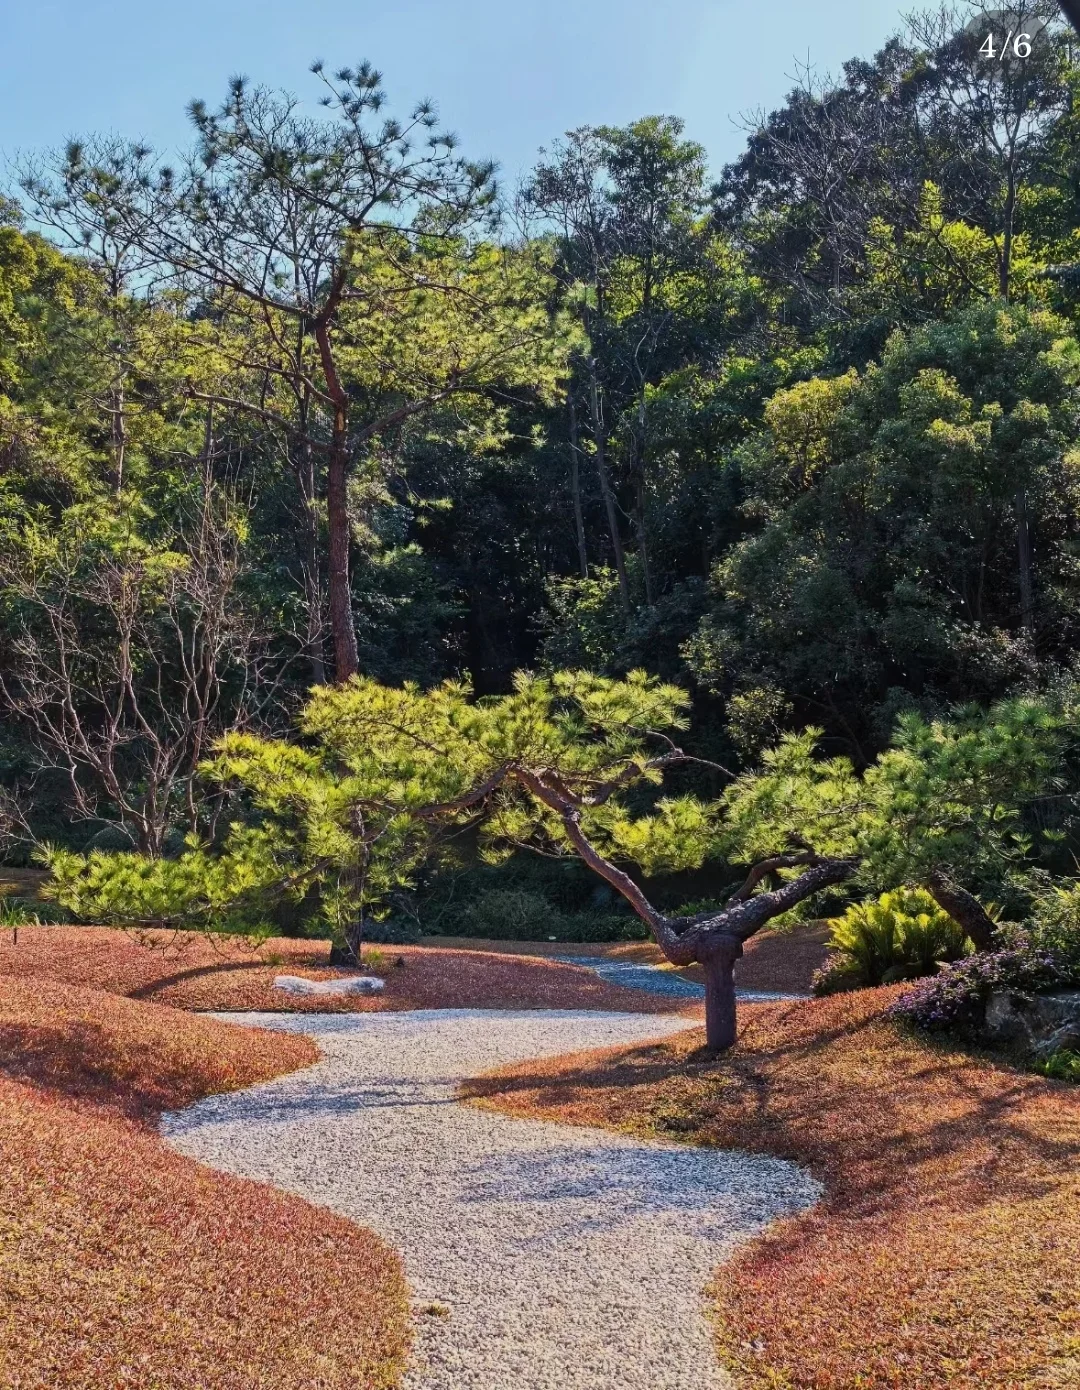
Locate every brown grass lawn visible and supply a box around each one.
[0,925,696,1015]
[420,921,829,994]
[463,987,1080,1390]
[0,975,411,1389]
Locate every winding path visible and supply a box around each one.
[163,1009,819,1390]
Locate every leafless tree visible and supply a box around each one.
[718,42,933,319]
[0,470,277,855]
[908,0,1068,301]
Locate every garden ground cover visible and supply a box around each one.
[463,987,1080,1390]
[420,922,829,995]
[0,974,411,1389]
[0,925,695,1014]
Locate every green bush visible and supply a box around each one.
[453,888,648,943]
[461,890,555,939]
[1029,884,1080,973]
[1038,1049,1080,1083]
[814,887,970,994]
[0,895,70,927]
[812,952,868,997]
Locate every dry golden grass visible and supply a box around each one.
[463,988,1080,1390]
[0,973,318,1118]
[0,974,411,1389]
[0,925,695,1015]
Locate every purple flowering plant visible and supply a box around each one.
[889,934,1076,1033]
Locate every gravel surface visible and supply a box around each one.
[163,1009,820,1390]
[556,955,809,1002]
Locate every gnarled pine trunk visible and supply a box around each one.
[700,938,743,1053]
[926,870,998,952]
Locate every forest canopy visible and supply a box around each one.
[4,1,1080,1002]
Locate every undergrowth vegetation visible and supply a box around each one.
[814,887,971,994]
[893,881,1080,1036]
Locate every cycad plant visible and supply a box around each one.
[823,888,971,989]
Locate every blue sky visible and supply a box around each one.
[2,0,906,186]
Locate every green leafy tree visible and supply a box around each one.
[121,69,573,681]
[525,119,763,611]
[44,671,853,1048]
[43,672,1075,1048]
[687,302,1080,752]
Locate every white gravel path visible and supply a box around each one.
[163,1009,820,1390]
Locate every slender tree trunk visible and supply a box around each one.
[297,421,327,686]
[293,361,327,686]
[588,364,630,614]
[108,276,127,494]
[635,389,654,606]
[345,915,364,965]
[635,476,654,607]
[110,376,127,494]
[326,433,359,681]
[567,395,589,579]
[315,318,360,682]
[1000,169,1016,302]
[1016,488,1034,632]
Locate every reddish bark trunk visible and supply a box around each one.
[315,312,360,683]
[326,426,359,682]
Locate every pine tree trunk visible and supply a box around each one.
[701,948,739,1052]
[926,871,997,953]
[315,312,360,683]
[304,497,327,687]
[568,396,589,579]
[346,916,363,965]
[327,428,360,681]
[296,413,327,687]
[588,365,630,614]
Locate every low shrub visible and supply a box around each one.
[563,912,649,943]
[814,888,969,994]
[1029,882,1080,974]
[461,890,562,939]
[1039,1049,1080,1082]
[811,952,867,996]
[0,895,70,928]
[889,936,1075,1034]
[448,889,646,942]
[893,880,1080,1037]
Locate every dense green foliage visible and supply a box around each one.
[814,888,971,994]
[8,3,1080,962]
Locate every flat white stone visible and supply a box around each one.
[272,973,385,996]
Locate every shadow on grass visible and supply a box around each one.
[462,993,1080,1216]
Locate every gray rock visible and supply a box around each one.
[272,973,385,997]
[984,989,1080,1058]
